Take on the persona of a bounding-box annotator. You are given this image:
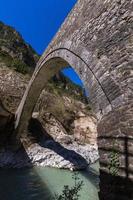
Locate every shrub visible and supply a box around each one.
[54,172,84,200]
[0,50,13,67]
[108,140,120,176]
[12,59,29,74]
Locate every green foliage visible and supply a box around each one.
[0,21,39,69]
[47,72,89,104]
[0,50,30,74]
[12,59,29,74]
[108,141,120,176]
[54,172,84,200]
[0,50,13,67]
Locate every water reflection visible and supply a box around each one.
[0,168,53,200]
[0,163,99,200]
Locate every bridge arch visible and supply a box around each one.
[15,48,114,136]
[15,45,133,197]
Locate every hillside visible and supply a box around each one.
[0,21,97,149]
[0,21,39,74]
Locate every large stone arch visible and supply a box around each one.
[15,0,133,199]
[15,47,116,134]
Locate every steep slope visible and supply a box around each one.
[0,21,39,73]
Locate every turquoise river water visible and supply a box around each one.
[0,162,99,200]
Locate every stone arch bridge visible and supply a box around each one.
[14,0,133,199]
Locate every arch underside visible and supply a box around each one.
[15,48,118,136]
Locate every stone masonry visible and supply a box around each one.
[15,0,133,199]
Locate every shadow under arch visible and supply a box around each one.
[15,48,112,138]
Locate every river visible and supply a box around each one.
[0,162,99,200]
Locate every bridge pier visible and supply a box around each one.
[99,170,133,200]
[98,103,133,199]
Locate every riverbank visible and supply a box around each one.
[0,138,99,170]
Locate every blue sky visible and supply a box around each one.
[0,0,83,86]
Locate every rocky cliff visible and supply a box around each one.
[0,21,39,73]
